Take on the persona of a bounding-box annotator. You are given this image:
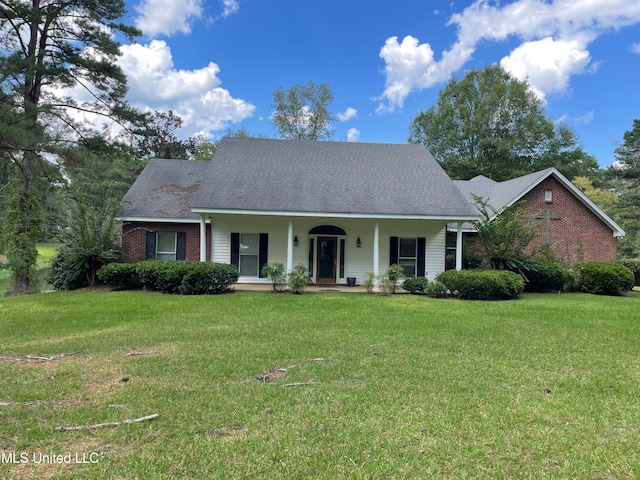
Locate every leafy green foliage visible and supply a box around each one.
[288,264,310,294]
[520,260,569,293]
[425,280,448,298]
[402,276,429,294]
[575,262,635,296]
[469,196,540,272]
[120,260,239,294]
[408,65,597,181]
[619,259,640,286]
[384,264,406,294]
[261,262,287,292]
[271,82,335,140]
[96,262,142,290]
[436,269,525,300]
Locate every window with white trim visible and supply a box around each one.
[398,237,417,277]
[156,232,177,260]
[239,233,259,276]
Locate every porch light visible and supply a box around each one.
[294,235,299,247]
[356,237,362,248]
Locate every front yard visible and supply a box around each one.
[1,290,639,479]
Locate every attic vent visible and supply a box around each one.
[544,190,552,203]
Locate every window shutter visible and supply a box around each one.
[417,237,426,277]
[389,236,399,265]
[258,233,268,278]
[230,233,240,267]
[176,232,187,260]
[145,231,156,260]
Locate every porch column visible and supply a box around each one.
[199,214,207,262]
[373,221,380,279]
[456,222,463,271]
[287,220,294,274]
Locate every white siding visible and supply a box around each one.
[209,214,449,284]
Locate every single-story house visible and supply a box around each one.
[117,137,624,285]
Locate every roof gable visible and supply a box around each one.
[191,138,477,218]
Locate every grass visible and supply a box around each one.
[1,290,639,479]
[0,242,60,294]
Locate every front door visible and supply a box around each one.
[317,236,337,284]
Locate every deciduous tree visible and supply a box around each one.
[271,82,335,140]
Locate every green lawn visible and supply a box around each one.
[1,290,639,479]
[0,242,60,294]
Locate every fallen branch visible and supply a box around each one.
[55,413,159,432]
[282,382,318,388]
[118,351,160,357]
[0,352,81,362]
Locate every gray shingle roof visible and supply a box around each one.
[191,137,477,218]
[118,159,209,220]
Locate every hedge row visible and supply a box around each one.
[574,262,635,296]
[97,260,239,295]
[619,259,640,286]
[435,269,524,300]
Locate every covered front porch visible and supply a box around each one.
[197,213,468,285]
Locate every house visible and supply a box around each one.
[118,137,477,284]
[117,137,624,285]
[447,168,625,266]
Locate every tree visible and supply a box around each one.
[0,0,140,293]
[611,119,640,258]
[129,110,196,159]
[469,196,540,272]
[271,81,335,140]
[408,65,596,181]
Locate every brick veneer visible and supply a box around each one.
[122,222,211,262]
[520,177,618,263]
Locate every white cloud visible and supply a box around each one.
[346,128,360,142]
[378,0,640,111]
[337,107,358,122]
[221,0,240,18]
[135,0,204,37]
[119,40,254,134]
[632,43,640,54]
[500,37,592,101]
[575,111,595,124]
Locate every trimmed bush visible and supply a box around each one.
[436,269,524,300]
[619,259,640,286]
[575,262,635,296]
[402,277,429,294]
[47,247,88,291]
[520,260,568,293]
[97,262,141,290]
[100,260,239,295]
[288,264,310,294]
[425,281,448,298]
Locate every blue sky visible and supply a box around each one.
[118,0,640,168]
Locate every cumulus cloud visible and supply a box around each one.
[119,40,255,133]
[346,128,361,142]
[632,43,640,54]
[337,107,358,122]
[377,0,640,111]
[135,0,204,37]
[221,0,240,18]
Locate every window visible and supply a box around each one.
[231,233,268,277]
[390,236,426,277]
[145,231,186,260]
[545,190,553,203]
[156,232,177,260]
[239,233,259,276]
[398,237,417,277]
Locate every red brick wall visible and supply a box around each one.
[121,222,211,262]
[520,177,618,263]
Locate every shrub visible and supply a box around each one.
[134,260,239,295]
[425,281,448,298]
[575,262,635,295]
[385,264,405,294]
[97,263,142,290]
[619,259,640,286]
[288,264,310,294]
[436,269,524,300]
[363,272,376,294]
[520,260,568,293]
[261,263,286,292]
[47,247,88,291]
[402,277,429,294]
